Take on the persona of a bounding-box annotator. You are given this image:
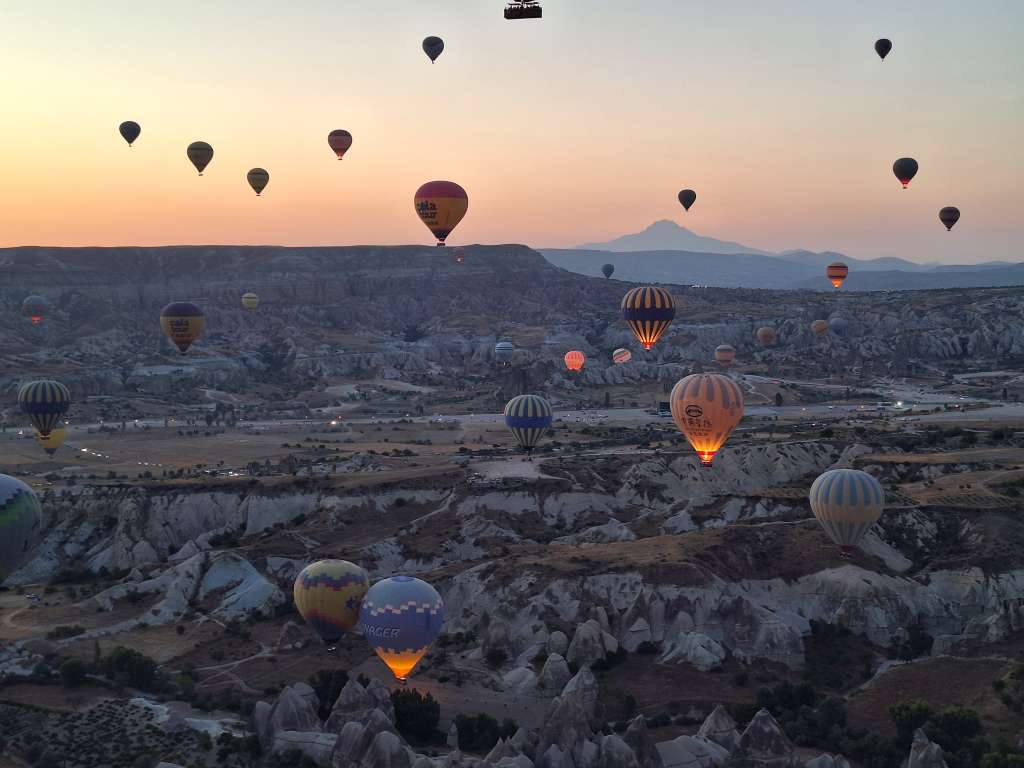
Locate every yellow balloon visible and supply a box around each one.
[35,423,67,456]
[241,292,260,310]
[293,560,370,645]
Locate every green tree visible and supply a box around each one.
[60,657,88,687]
[391,688,440,743]
[889,700,933,749]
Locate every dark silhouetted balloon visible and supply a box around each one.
[414,181,468,246]
[621,286,675,350]
[678,189,696,211]
[893,157,918,189]
[939,207,960,231]
[18,380,71,438]
[187,142,214,176]
[756,327,777,346]
[247,168,270,196]
[328,130,353,160]
[119,121,141,147]
[602,264,614,279]
[874,39,892,60]
[423,36,444,63]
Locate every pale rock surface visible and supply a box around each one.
[696,706,740,753]
[623,716,664,768]
[261,684,322,743]
[597,735,640,768]
[654,736,728,768]
[362,730,413,768]
[659,633,726,671]
[504,666,539,693]
[732,709,799,767]
[277,620,310,650]
[548,631,570,657]
[271,731,339,764]
[537,696,593,759]
[447,721,459,750]
[804,755,852,768]
[561,666,600,717]
[538,653,572,692]
[495,757,535,768]
[567,620,617,668]
[908,728,949,768]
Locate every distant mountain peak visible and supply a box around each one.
[578,220,771,256]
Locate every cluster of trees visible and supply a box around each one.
[731,681,1024,768]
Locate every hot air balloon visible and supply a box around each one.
[621,286,676,350]
[119,121,141,147]
[247,168,269,196]
[810,319,829,336]
[939,207,960,231]
[826,262,849,290]
[602,264,614,279]
[756,327,777,346]
[242,292,260,310]
[612,348,632,364]
[160,302,205,354]
[678,189,696,211]
[293,560,370,647]
[422,36,444,63]
[874,39,892,60]
[18,380,70,438]
[504,394,552,454]
[21,295,49,325]
[714,344,736,367]
[564,350,585,372]
[0,475,42,583]
[809,469,884,557]
[414,181,468,246]
[829,316,849,336]
[495,341,515,365]
[35,423,67,457]
[187,141,214,175]
[893,157,918,189]
[505,0,542,19]
[359,575,444,682]
[670,374,744,467]
[328,130,353,160]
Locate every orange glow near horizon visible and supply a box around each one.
[0,1,1021,263]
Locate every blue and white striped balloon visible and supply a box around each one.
[809,469,884,555]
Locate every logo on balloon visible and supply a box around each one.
[685,405,703,418]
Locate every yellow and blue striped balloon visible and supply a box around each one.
[293,560,370,645]
[359,575,444,682]
[18,380,71,437]
[504,394,553,453]
[809,469,884,556]
[621,286,676,350]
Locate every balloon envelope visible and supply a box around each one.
[328,130,353,160]
[21,295,49,325]
[422,36,444,62]
[826,262,849,289]
[18,380,71,437]
[892,157,918,188]
[939,207,960,231]
[160,302,205,354]
[293,560,370,645]
[601,264,614,279]
[612,348,632,364]
[810,319,830,336]
[414,181,468,246]
[35,423,67,456]
[564,350,585,371]
[829,316,849,336]
[360,575,444,681]
[809,469,884,554]
[242,292,260,310]
[670,374,743,466]
[621,286,676,349]
[187,142,214,175]
[0,475,42,583]
[874,38,892,59]
[504,394,552,452]
[756,327,777,345]
[119,121,141,146]
[678,189,696,211]
[247,168,270,196]
[495,341,515,364]
[714,344,736,366]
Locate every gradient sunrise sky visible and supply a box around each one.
[1,1,1020,263]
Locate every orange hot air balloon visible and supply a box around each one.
[564,350,585,372]
[810,319,830,336]
[414,181,468,246]
[756,327,777,346]
[826,262,849,290]
[670,374,744,467]
[328,130,353,160]
[714,344,736,367]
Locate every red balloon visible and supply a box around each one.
[328,130,353,160]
